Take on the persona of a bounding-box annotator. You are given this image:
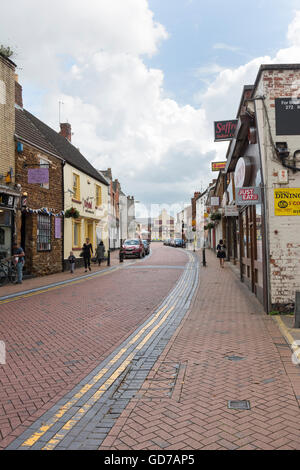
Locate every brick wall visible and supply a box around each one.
[256,67,300,308]
[0,55,15,181]
[15,143,63,276]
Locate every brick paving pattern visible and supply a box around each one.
[0,244,187,449]
[99,250,300,450]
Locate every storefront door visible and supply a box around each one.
[240,205,264,303]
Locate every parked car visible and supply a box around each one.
[163,239,171,246]
[169,239,175,247]
[174,238,186,248]
[142,240,150,255]
[120,239,145,259]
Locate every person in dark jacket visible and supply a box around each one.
[216,239,226,268]
[82,238,93,272]
[96,241,105,266]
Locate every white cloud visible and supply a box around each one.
[2,2,300,209]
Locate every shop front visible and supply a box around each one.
[0,190,19,260]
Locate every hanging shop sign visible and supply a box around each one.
[211,161,227,172]
[210,197,219,206]
[225,205,239,217]
[214,120,238,142]
[275,98,300,135]
[236,187,261,205]
[274,188,300,216]
[28,168,49,184]
[234,156,254,188]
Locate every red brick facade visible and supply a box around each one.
[15,142,64,276]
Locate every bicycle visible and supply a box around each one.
[0,258,17,286]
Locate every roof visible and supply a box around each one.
[23,109,109,186]
[15,108,62,159]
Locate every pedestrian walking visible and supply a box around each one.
[12,242,25,284]
[96,241,105,266]
[68,251,76,273]
[216,239,226,268]
[82,238,93,272]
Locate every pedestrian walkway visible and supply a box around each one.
[0,249,126,298]
[99,249,300,450]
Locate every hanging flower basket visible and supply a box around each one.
[210,211,221,221]
[65,207,80,219]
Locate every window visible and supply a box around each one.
[37,215,51,251]
[96,185,102,207]
[40,158,49,189]
[73,173,80,200]
[73,219,81,247]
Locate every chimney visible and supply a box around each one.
[15,75,23,108]
[60,122,72,142]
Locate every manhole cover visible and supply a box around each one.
[228,400,251,410]
[226,355,245,361]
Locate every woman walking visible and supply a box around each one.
[82,238,93,272]
[216,239,226,268]
[96,241,105,266]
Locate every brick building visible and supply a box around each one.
[0,53,21,259]
[14,83,64,276]
[222,64,300,312]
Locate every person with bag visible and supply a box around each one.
[82,238,93,272]
[216,239,226,268]
[96,241,105,266]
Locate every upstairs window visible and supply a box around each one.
[96,185,102,207]
[73,173,80,200]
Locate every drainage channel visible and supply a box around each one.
[7,252,199,450]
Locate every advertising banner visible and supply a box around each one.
[225,205,239,217]
[274,188,300,216]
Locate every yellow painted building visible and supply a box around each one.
[64,163,109,260]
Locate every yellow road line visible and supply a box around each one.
[20,254,196,448]
[0,267,119,305]
[20,287,185,448]
[41,303,176,450]
[273,316,298,351]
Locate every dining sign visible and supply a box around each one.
[274,188,300,216]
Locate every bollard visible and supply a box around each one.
[107,250,111,267]
[119,250,123,263]
[294,291,300,328]
[202,247,206,267]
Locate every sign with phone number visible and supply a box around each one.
[274,188,300,215]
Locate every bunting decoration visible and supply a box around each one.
[22,206,65,217]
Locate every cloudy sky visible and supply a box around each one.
[2,0,300,216]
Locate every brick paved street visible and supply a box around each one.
[2,245,300,451]
[0,243,187,449]
[99,250,300,451]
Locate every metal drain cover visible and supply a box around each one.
[228,400,251,410]
[226,355,245,361]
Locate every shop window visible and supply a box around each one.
[37,215,51,251]
[73,219,81,247]
[73,173,80,200]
